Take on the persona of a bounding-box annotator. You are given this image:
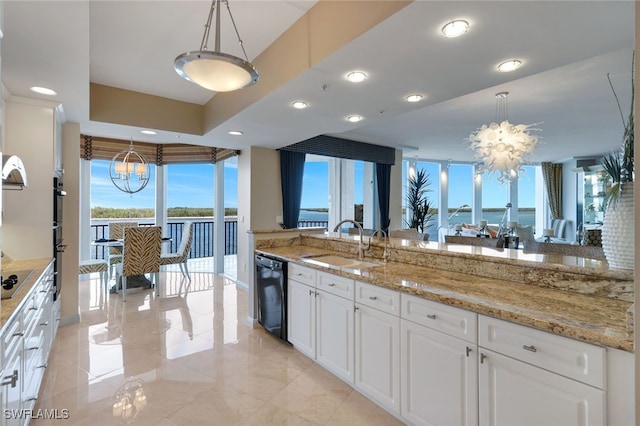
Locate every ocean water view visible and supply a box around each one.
[298,209,535,230]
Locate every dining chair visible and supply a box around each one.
[118,226,161,302]
[160,222,193,281]
[107,221,139,279]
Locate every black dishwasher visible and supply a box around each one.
[255,254,288,341]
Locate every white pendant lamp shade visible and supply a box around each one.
[174,51,258,92]
[174,0,258,92]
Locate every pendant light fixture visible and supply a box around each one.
[174,0,259,92]
[468,92,540,182]
[109,139,150,194]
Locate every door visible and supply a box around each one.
[287,279,315,358]
[316,289,354,384]
[355,304,400,414]
[401,319,478,426]
[478,349,605,426]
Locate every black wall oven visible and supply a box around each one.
[53,177,66,301]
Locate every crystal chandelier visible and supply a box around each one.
[174,0,259,92]
[468,92,540,182]
[111,377,147,424]
[109,139,150,194]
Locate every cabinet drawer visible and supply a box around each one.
[355,281,400,316]
[401,293,477,343]
[2,316,23,358]
[317,271,354,300]
[479,316,605,389]
[288,263,316,287]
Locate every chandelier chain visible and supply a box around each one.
[199,0,216,51]
[223,0,250,62]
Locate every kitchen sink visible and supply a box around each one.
[301,254,381,269]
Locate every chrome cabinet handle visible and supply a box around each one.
[480,353,487,364]
[1,370,18,388]
[466,346,472,357]
[523,344,537,353]
[39,322,49,327]
[12,332,24,338]
[368,296,377,300]
[328,283,336,287]
[26,346,40,351]
[426,314,436,320]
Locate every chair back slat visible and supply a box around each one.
[123,226,161,276]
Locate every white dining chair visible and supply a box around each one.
[160,222,193,281]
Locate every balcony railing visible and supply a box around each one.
[90,219,327,260]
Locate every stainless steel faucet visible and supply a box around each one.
[371,229,389,262]
[332,219,370,260]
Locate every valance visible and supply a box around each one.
[80,135,239,165]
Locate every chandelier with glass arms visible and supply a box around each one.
[468,91,540,182]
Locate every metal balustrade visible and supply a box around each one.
[89,219,327,260]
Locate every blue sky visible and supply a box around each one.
[91,160,238,209]
[92,158,535,210]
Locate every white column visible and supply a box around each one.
[342,159,355,221]
[214,160,225,273]
[328,158,341,230]
[438,162,450,241]
[155,165,167,252]
[472,166,483,225]
[363,162,375,229]
[508,174,519,223]
[79,159,91,260]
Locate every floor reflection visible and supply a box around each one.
[32,264,402,425]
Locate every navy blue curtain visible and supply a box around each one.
[376,163,391,232]
[280,150,306,229]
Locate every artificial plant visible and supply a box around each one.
[405,169,434,233]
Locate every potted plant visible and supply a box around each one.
[600,61,634,269]
[405,169,434,234]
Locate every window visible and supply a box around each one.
[300,157,329,227]
[90,159,156,218]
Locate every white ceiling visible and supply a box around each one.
[1,1,635,164]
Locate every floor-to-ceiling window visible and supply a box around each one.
[404,158,543,240]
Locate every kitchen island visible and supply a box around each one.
[256,232,633,351]
[253,231,634,426]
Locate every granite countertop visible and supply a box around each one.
[257,245,633,352]
[1,258,54,328]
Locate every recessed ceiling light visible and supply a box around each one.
[441,20,469,38]
[228,130,243,136]
[30,86,57,96]
[497,60,522,72]
[406,94,424,103]
[292,101,308,109]
[346,71,367,83]
[140,130,157,135]
[346,115,363,123]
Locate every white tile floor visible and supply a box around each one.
[32,261,403,425]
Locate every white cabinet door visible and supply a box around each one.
[355,304,400,414]
[287,280,315,358]
[478,349,605,426]
[401,319,478,426]
[316,289,354,384]
[2,345,22,426]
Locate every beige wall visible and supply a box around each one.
[2,98,57,259]
[60,122,80,322]
[236,146,282,287]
